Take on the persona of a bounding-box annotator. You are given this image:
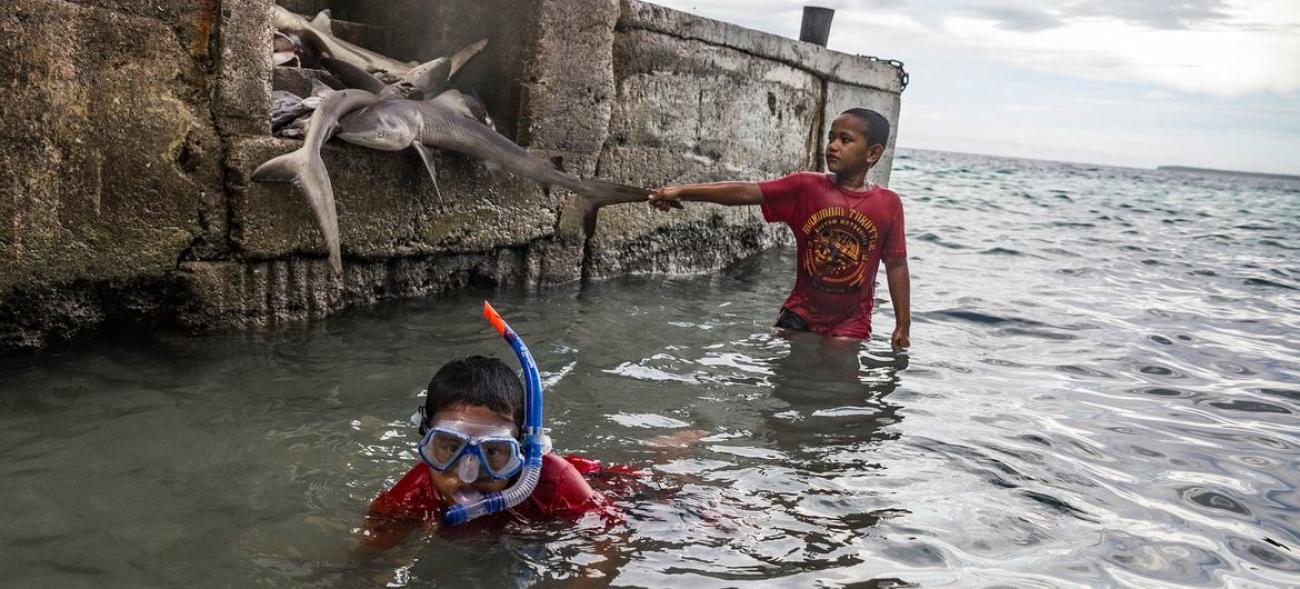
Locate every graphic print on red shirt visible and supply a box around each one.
[759,172,906,339]
[800,205,879,294]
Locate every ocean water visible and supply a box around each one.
[0,148,1297,587]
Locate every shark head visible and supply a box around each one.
[337,103,416,151]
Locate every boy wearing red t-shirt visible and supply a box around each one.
[362,356,610,548]
[651,108,911,347]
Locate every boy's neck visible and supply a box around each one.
[832,169,871,191]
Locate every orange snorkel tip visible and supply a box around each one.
[483,301,507,336]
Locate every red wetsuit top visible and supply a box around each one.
[369,453,608,524]
[759,172,907,339]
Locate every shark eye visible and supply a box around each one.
[377,130,386,138]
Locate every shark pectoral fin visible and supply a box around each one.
[538,157,566,200]
[411,142,443,203]
[448,39,490,80]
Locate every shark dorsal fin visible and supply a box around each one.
[309,9,333,34]
[309,78,335,99]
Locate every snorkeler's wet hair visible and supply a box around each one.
[423,355,525,432]
[841,108,890,149]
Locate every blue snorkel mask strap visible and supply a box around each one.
[440,302,548,526]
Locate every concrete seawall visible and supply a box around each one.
[0,0,904,352]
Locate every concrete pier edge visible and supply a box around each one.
[0,0,903,352]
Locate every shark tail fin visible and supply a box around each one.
[572,180,654,238]
[302,156,343,277]
[577,195,599,238]
[251,149,344,276]
[575,179,683,236]
[448,39,490,80]
[579,178,653,202]
[251,149,307,184]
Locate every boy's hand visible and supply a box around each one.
[649,187,683,211]
[891,323,910,350]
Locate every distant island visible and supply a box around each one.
[1158,166,1300,181]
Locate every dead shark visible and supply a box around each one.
[318,38,489,102]
[272,6,416,80]
[335,93,677,237]
[251,89,380,276]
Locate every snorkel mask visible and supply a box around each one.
[422,302,548,526]
[418,417,525,483]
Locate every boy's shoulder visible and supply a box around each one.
[525,453,608,517]
[870,183,903,206]
[765,170,830,186]
[793,170,832,185]
[535,453,597,498]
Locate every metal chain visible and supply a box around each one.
[859,55,909,92]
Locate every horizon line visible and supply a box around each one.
[894,144,1300,179]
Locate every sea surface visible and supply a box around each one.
[1,149,1297,588]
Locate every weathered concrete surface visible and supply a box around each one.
[0,0,904,352]
[620,0,904,92]
[0,0,226,349]
[216,0,273,136]
[584,28,819,277]
[517,0,621,156]
[174,248,534,330]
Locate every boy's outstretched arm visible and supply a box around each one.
[884,257,911,349]
[649,182,763,210]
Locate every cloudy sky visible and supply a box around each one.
[654,0,1300,175]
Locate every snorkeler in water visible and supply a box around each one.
[650,108,911,348]
[361,303,627,548]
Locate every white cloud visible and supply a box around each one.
[653,0,1300,97]
[942,2,1300,96]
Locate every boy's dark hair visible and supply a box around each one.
[841,108,890,149]
[422,355,524,433]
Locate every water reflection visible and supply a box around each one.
[764,332,904,460]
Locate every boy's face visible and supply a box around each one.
[425,404,518,505]
[825,114,883,175]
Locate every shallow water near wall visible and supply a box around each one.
[2,149,1298,587]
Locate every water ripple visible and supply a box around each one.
[3,149,1299,587]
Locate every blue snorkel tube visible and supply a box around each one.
[440,302,547,526]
